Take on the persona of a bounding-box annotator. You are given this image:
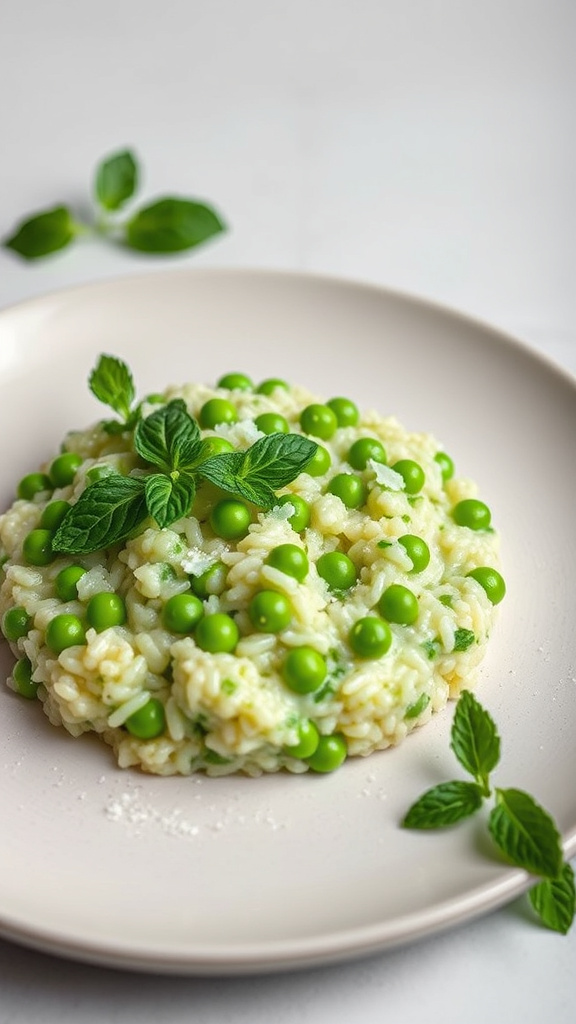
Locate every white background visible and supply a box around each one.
[0,1,575,1021]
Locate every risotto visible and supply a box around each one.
[0,357,505,776]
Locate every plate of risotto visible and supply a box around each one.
[0,269,574,973]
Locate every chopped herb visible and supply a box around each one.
[453,628,476,652]
[405,693,430,719]
[422,638,440,659]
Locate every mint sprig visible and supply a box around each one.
[403,690,575,934]
[3,148,226,260]
[52,355,318,555]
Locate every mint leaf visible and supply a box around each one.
[453,628,475,652]
[4,206,78,260]
[134,400,201,472]
[402,780,484,829]
[198,433,318,509]
[95,149,138,212]
[125,197,225,253]
[238,433,318,490]
[52,477,147,554]
[489,788,564,879]
[450,689,500,792]
[89,355,136,423]
[529,863,575,934]
[144,473,195,529]
[198,451,276,508]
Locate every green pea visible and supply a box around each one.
[327,473,367,509]
[46,614,86,653]
[285,719,320,759]
[434,451,454,481]
[210,499,252,540]
[254,412,289,434]
[392,459,425,495]
[200,436,235,457]
[306,733,347,773]
[162,593,204,633]
[40,500,70,531]
[17,472,52,500]
[316,551,357,592]
[398,534,430,573]
[467,567,506,605]
[249,590,292,633]
[276,494,311,532]
[299,404,338,440]
[23,529,55,566]
[256,378,289,395]
[12,657,38,699]
[326,397,359,427]
[125,698,166,739]
[55,565,87,602]
[453,499,491,531]
[49,452,83,488]
[304,444,331,477]
[190,562,227,598]
[266,544,309,582]
[349,616,392,658]
[195,613,239,653]
[379,584,419,625]
[86,464,119,485]
[2,606,32,642]
[86,593,127,632]
[199,398,238,429]
[347,437,386,470]
[217,372,253,391]
[282,646,327,694]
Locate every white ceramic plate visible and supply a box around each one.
[0,269,574,975]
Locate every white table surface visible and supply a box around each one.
[1,1,575,1020]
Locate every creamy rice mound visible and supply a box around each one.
[0,374,504,776]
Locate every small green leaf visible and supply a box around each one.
[124,197,225,253]
[4,206,78,260]
[489,788,564,879]
[52,476,147,555]
[450,690,500,786]
[95,149,139,212]
[237,433,318,491]
[453,627,476,652]
[89,354,136,423]
[198,451,277,508]
[144,472,195,529]
[402,780,484,829]
[134,400,202,472]
[198,433,318,509]
[528,863,575,934]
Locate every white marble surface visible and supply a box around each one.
[0,1,575,1020]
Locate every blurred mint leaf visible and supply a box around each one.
[95,149,139,212]
[125,197,225,253]
[3,205,78,260]
[529,863,575,934]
